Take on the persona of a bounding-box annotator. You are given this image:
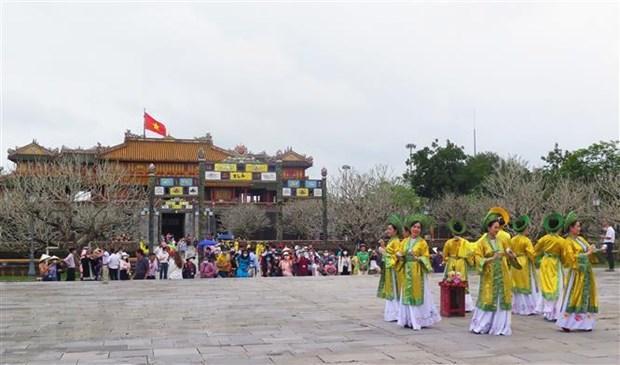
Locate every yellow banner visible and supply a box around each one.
[245,164,268,172]
[214,163,237,172]
[170,201,183,209]
[169,186,184,196]
[296,188,309,197]
[230,172,253,181]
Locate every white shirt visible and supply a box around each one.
[604,226,615,243]
[102,251,110,265]
[168,261,183,280]
[108,253,121,269]
[63,253,75,268]
[155,247,169,263]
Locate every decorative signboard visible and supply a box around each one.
[261,172,277,181]
[280,181,323,198]
[154,186,165,196]
[245,164,268,172]
[287,180,301,188]
[204,170,277,182]
[169,186,184,196]
[230,172,253,181]
[214,163,237,172]
[205,171,221,180]
[159,177,174,187]
[284,179,322,189]
[305,180,318,189]
[162,198,193,211]
[179,177,194,187]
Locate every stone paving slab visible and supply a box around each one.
[1,269,619,364]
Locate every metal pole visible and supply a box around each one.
[321,167,328,243]
[27,216,35,277]
[198,149,206,240]
[276,160,283,240]
[209,211,215,237]
[148,163,156,254]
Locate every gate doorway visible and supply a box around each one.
[161,213,185,241]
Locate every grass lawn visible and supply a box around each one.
[0,271,70,282]
[0,275,37,282]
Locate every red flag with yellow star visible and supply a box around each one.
[144,112,167,137]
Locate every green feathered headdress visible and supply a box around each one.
[447,219,467,236]
[408,214,432,232]
[563,211,578,232]
[543,212,564,233]
[387,214,404,236]
[481,212,501,232]
[511,215,531,233]
[403,214,417,232]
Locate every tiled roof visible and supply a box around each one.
[101,139,232,162]
[7,141,55,158]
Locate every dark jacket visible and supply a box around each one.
[134,257,149,280]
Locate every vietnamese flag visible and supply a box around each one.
[144,112,167,137]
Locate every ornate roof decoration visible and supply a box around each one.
[233,144,248,155]
[194,133,213,146]
[275,147,313,163]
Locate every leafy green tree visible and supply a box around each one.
[461,152,501,193]
[404,140,501,199]
[404,139,467,199]
[541,140,620,182]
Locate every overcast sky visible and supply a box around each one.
[1,1,618,178]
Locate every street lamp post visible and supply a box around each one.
[198,148,206,240]
[208,210,215,237]
[27,196,36,277]
[321,167,328,243]
[275,160,283,240]
[27,216,35,277]
[147,163,156,254]
[593,195,601,222]
[405,143,415,175]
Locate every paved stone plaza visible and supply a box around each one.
[1,269,619,365]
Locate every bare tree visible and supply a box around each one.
[479,157,548,235]
[0,157,147,253]
[594,172,620,227]
[282,199,323,239]
[220,204,270,239]
[329,165,404,243]
[428,192,493,235]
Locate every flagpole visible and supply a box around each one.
[143,108,146,138]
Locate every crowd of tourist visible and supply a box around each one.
[37,234,401,281]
